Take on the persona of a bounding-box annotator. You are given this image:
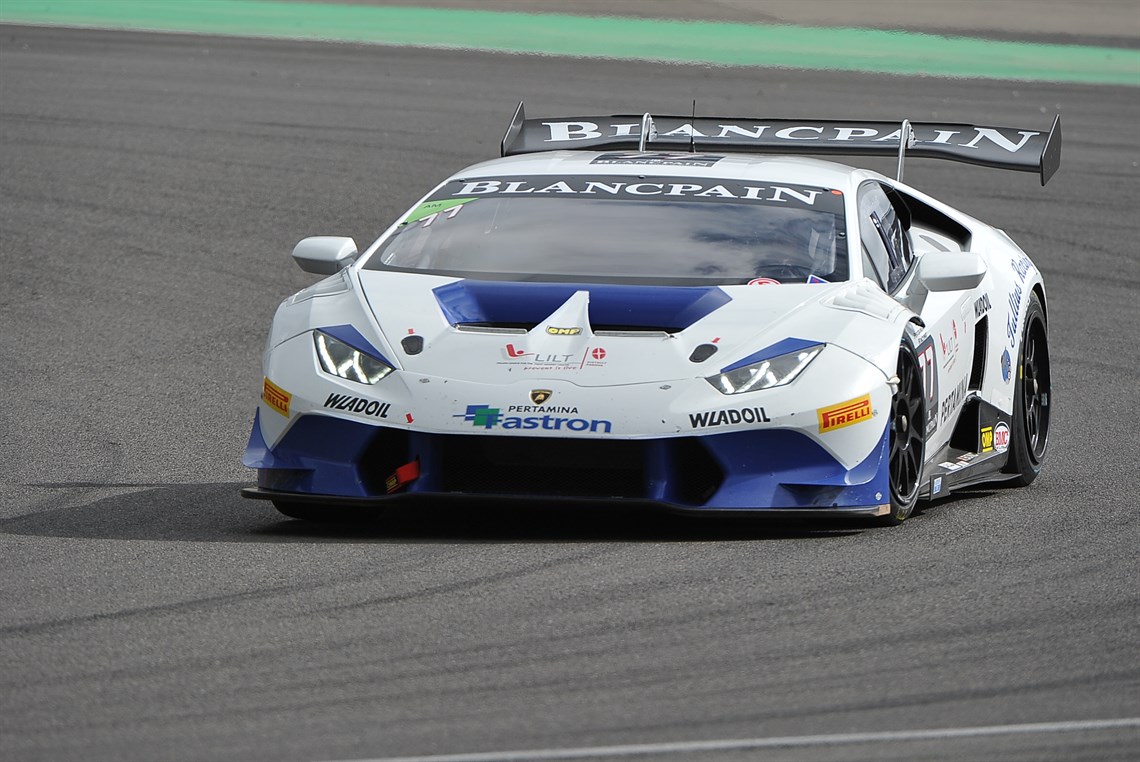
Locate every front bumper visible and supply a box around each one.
[242,409,891,513]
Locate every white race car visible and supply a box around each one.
[242,105,1060,524]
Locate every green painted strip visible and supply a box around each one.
[1,0,1137,86]
[405,197,475,224]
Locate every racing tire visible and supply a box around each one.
[272,501,374,524]
[1003,292,1050,486]
[876,341,926,526]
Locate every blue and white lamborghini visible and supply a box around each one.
[242,105,1059,524]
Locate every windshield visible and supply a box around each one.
[366,175,849,285]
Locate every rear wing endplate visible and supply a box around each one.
[500,103,1062,185]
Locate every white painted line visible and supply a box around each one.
[329,717,1140,762]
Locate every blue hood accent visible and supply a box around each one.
[719,337,822,373]
[432,280,731,332]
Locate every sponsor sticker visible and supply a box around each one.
[530,389,552,406]
[940,378,969,425]
[932,477,943,495]
[747,277,781,286]
[817,394,872,433]
[806,274,829,284]
[974,293,991,318]
[262,377,291,417]
[994,421,1011,453]
[456,404,612,433]
[323,393,390,419]
[689,406,771,429]
[546,326,582,336]
[981,425,994,453]
[509,404,578,414]
[1001,348,1012,383]
[938,319,960,372]
[499,343,607,371]
[939,461,965,472]
[451,177,832,209]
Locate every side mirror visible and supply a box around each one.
[292,236,358,275]
[916,250,986,292]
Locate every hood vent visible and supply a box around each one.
[433,280,731,334]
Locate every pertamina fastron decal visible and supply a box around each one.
[456,404,612,433]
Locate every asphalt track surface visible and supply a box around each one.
[1,24,1139,762]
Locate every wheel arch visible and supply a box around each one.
[1032,281,1048,326]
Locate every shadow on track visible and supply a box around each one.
[0,482,907,544]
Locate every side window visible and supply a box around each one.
[884,190,914,271]
[858,183,894,291]
[857,182,910,292]
[861,246,887,290]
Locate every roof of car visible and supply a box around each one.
[453,150,871,191]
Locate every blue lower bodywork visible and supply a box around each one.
[244,410,890,511]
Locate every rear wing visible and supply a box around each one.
[500,103,1061,185]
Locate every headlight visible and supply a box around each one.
[314,331,394,384]
[706,344,823,395]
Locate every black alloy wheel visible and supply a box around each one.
[1004,291,1050,485]
[881,342,926,524]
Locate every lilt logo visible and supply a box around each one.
[498,344,608,370]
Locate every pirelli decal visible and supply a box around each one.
[262,377,291,417]
[817,394,872,433]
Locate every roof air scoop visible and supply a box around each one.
[534,290,593,340]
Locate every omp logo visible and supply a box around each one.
[817,395,872,433]
[981,425,994,452]
[546,326,582,336]
[262,377,291,417]
[456,404,612,433]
